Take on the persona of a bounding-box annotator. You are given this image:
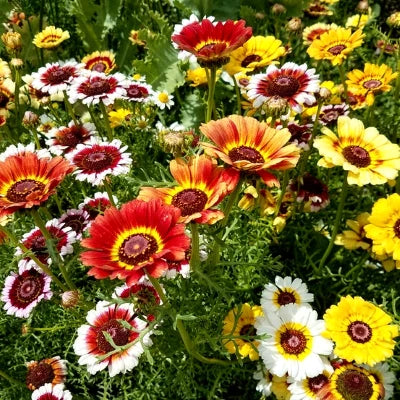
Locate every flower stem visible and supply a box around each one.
[318,172,349,269]
[274,170,290,218]
[63,91,78,126]
[338,63,349,104]
[189,223,200,273]
[233,76,241,115]
[206,67,217,123]
[103,180,117,208]
[99,102,113,141]
[87,106,104,139]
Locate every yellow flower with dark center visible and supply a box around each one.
[335,212,371,250]
[0,78,15,110]
[323,296,398,366]
[82,50,116,74]
[33,26,70,49]
[302,23,338,45]
[222,303,262,361]
[346,13,370,29]
[224,35,285,76]
[313,116,400,186]
[307,28,364,65]
[186,67,221,87]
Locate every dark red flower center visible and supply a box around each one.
[81,151,113,171]
[60,214,87,234]
[268,75,300,98]
[328,44,347,55]
[301,174,325,195]
[363,79,382,90]
[171,189,208,217]
[280,329,307,354]
[6,179,45,202]
[342,146,371,168]
[308,374,329,393]
[55,126,90,149]
[96,319,130,353]
[394,219,400,238]
[11,270,45,307]
[92,62,107,73]
[241,54,262,68]
[126,84,149,99]
[45,66,74,84]
[336,369,373,400]
[239,324,257,340]
[239,78,249,86]
[277,290,296,305]
[83,198,111,219]
[81,77,112,96]
[322,110,340,123]
[228,145,264,164]
[347,321,372,343]
[26,362,55,390]
[0,92,10,107]
[118,233,158,266]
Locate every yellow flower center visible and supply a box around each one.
[158,92,170,103]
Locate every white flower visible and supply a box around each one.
[32,383,72,400]
[153,91,174,109]
[253,365,273,396]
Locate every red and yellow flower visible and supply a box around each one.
[82,50,116,74]
[138,155,239,224]
[32,26,70,49]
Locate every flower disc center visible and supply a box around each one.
[56,126,86,147]
[393,219,400,238]
[81,151,113,171]
[347,321,372,343]
[280,329,307,354]
[127,85,149,99]
[96,319,130,353]
[118,233,158,265]
[241,54,262,68]
[6,179,45,202]
[328,44,347,55]
[46,67,73,84]
[171,189,208,216]
[277,290,296,306]
[308,374,329,393]
[228,145,264,164]
[83,78,111,96]
[269,75,300,98]
[342,145,371,168]
[336,369,373,400]
[363,79,382,90]
[92,62,106,73]
[239,324,257,340]
[26,362,55,389]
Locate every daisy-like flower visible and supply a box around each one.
[82,50,116,74]
[323,295,398,366]
[73,301,152,377]
[307,28,364,65]
[346,13,370,29]
[32,383,72,400]
[347,90,369,110]
[363,362,396,400]
[302,23,338,45]
[287,122,313,150]
[67,71,126,106]
[305,3,333,16]
[26,356,67,390]
[32,26,70,49]
[0,78,15,110]
[171,17,252,67]
[108,108,133,128]
[260,276,314,311]
[31,60,83,95]
[153,91,174,110]
[224,35,285,76]
[15,219,77,266]
[335,212,371,250]
[79,191,117,220]
[253,366,272,396]
[222,303,263,361]
[0,143,51,161]
[200,115,300,187]
[1,262,52,318]
[317,104,349,126]
[0,152,73,217]
[138,155,239,224]
[247,62,320,113]
[80,199,190,285]
[122,79,154,103]
[46,121,96,155]
[66,138,131,186]
[313,116,400,186]
[59,208,91,239]
[255,304,334,381]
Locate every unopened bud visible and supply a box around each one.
[318,87,331,100]
[387,12,400,28]
[10,58,23,68]
[356,0,369,13]
[287,17,302,32]
[159,129,195,157]
[22,111,39,127]
[22,323,30,335]
[255,12,266,20]
[1,31,22,52]
[61,290,80,308]
[263,96,288,118]
[272,3,286,14]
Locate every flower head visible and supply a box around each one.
[0,78,15,110]
[31,383,72,400]
[317,104,350,126]
[26,356,67,390]
[362,362,395,400]
[79,191,116,220]
[59,208,91,239]
[122,79,154,103]
[335,212,371,250]
[82,50,116,74]
[302,23,338,45]
[153,91,174,109]
[33,26,70,49]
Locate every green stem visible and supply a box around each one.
[103,180,117,208]
[0,369,25,388]
[31,129,42,149]
[53,193,63,215]
[274,170,290,218]
[87,106,104,139]
[63,91,78,126]
[233,76,241,115]
[99,102,113,141]
[338,63,349,104]
[205,67,217,123]
[189,223,200,274]
[318,172,349,269]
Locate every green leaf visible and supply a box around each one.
[179,91,205,128]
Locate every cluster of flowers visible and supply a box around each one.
[222,276,398,400]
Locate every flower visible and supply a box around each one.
[129,30,146,46]
[33,26,70,49]
[313,116,400,186]
[302,23,338,45]
[335,212,371,250]
[287,122,313,150]
[0,78,15,110]
[317,104,350,127]
[1,263,52,318]
[79,191,116,220]
[0,152,73,217]
[387,11,400,27]
[80,199,190,285]
[171,17,252,67]
[59,208,91,239]
[153,91,174,109]
[260,276,314,311]
[108,108,133,128]
[138,155,239,224]
[255,304,333,380]
[26,356,67,390]
[0,59,11,81]
[363,363,395,400]
[82,50,116,74]
[222,303,263,360]
[247,62,320,113]
[307,28,364,65]
[200,115,300,187]
[224,35,285,76]
[1,32,22,52]
[306,3,333,16]
[67,71,126,106]
[346,13,370,29]
[0,143,51,161]
[122,79,153,103]
[31,383,72,400]
[65,138,132,186]
[271,375,291,400]
[253,366,272,396]
[186,67,221,86]
[73,301,152,376]
[31,61,83,95]
[323,295,398,366]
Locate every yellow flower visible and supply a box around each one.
[1,32,22,52]
[324,295,398,366]
[387,11,400,28]
[224,35,285,76]
[0,59,11,81]
[307,27,364,65]
[186,67,221,87]
[222,303,262,361]
[302,23,338,45]
[0,78,15,110]
[82,50,116,74]
[335,212,371,250]
[129,30,146,46]
[271,375,291,400]
[108,108,132,128]
[313,116,400,186]
[33,26,70,49]
[346,13,370,29]
[238,185,258,211]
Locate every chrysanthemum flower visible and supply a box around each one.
[122,79,154,103]
[305,3,333,16]
[0,78,15,110]
[335,212,371,250]
[186,67,221,86]
[46,121,96,155]
[200,115,300,187]
[108,108,132,128]
[73,301,152,376]
[362,362,395,400]
[82,50,116,74]
[59,208,91,239]
[153,91,174,109]
[224,35,285,76]
[80,199,190,285]
[33,26,70,49]
[1,263,52,318]
[31,61,83,95]
[323,295,398,366]
[260,276,314,311]
[347,90,369,109]
[0,152,73,217]
[317,104,349,126]
[222,303,263,361]
[65,138,132,186]
[247,62,320,112]
[67,71,126,106]
[307,28,364,65]
[171,17,252,67]
[256,304,333,380]
[31,383,72,400]
[386,11,400,28]
[287,122,313,150]
[79,191,117,220]
[26,356,67,390]
[253,366,272,396]
[302,23,338,45]
[313,116,400,186]
[138,155,239,224]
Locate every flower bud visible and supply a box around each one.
[22,111,39,127]
[61,290,80,308]
[263,96,288,118]
[287,17,302,33]
[10,58,23,68]
[356,0,369,13]
[318,87,332,100]
[272,3,286,14]
[255,12,266,20]
[387,12,400,28]
[159,129,195,157]
[1,31,22,52]
[22,323,30,335]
